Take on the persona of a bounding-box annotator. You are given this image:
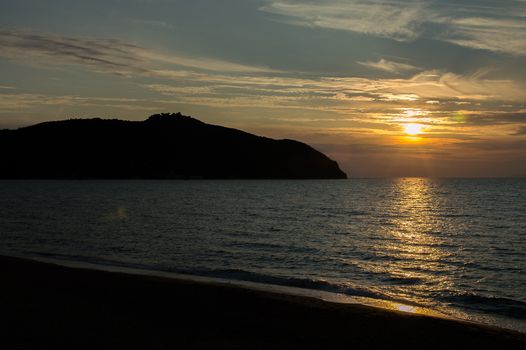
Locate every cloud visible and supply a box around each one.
[2,30,523,109]
[145,68,526,103]
[383,70,526,101]
[261,0,428,41]
[512,126,526,136]
[139,50,278,73]
[457,139,526,152]
[261,0,526,55]
[0,29,276,76]
[2,29,525,132]
[441,16,526,56]
[461,112,526,126]
[0,30,149,76]
[138,69,526,124]
[144,84,213,95]
[0,93,167,112]
[357,58,419,73]
[4,68,523,124]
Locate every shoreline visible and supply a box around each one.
[16,253,522,331]
[27,255,450,317]
[1,255,525,349]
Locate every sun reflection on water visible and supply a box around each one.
[397,304,416,313]
[340,295,447,318]
[358,178,455,309]
[368,299,445,318]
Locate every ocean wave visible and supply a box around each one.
[225,241,320,254]
[440,213,474,218]
[440,292,526,319]
[382,276,423,286]
[174,267,384,300]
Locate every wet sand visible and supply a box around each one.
[1,255,525,349]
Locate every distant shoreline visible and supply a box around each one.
[1,255,524,349]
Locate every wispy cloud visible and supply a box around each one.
[145,68,526,102]
[143,84,213,95]
[461,112,526,126]
[261,0,526,55]
[0,30,149,76]
[2,29,524,134]
[0,93,165,112]
[140,69,526,119]
[358,58,419,73]
[261,0,428,41]
[512,126,526,136]
[0,29,276,76]
[2,30,523,109]
[381,70,526,101]
[440,16,526,56]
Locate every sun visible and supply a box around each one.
[403,123,424,135]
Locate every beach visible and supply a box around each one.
[1,255,524,349]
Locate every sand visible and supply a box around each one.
[1,255,525,349]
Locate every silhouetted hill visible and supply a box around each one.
[0,113,347,179]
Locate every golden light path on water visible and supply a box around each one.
[361,298,445,318]
[349,178,469,319]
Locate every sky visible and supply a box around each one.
[1,0,526,177]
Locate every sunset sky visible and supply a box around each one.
[1,0,526,177]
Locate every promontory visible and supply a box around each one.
[0,113,347,179]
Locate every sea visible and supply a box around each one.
[0,179,525,333]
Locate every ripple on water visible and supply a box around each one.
[0,179,525,332]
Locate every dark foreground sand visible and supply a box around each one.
[1,256,525,349]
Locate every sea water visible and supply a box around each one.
[0,179,525,332]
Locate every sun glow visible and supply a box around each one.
[403,123,424,135]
